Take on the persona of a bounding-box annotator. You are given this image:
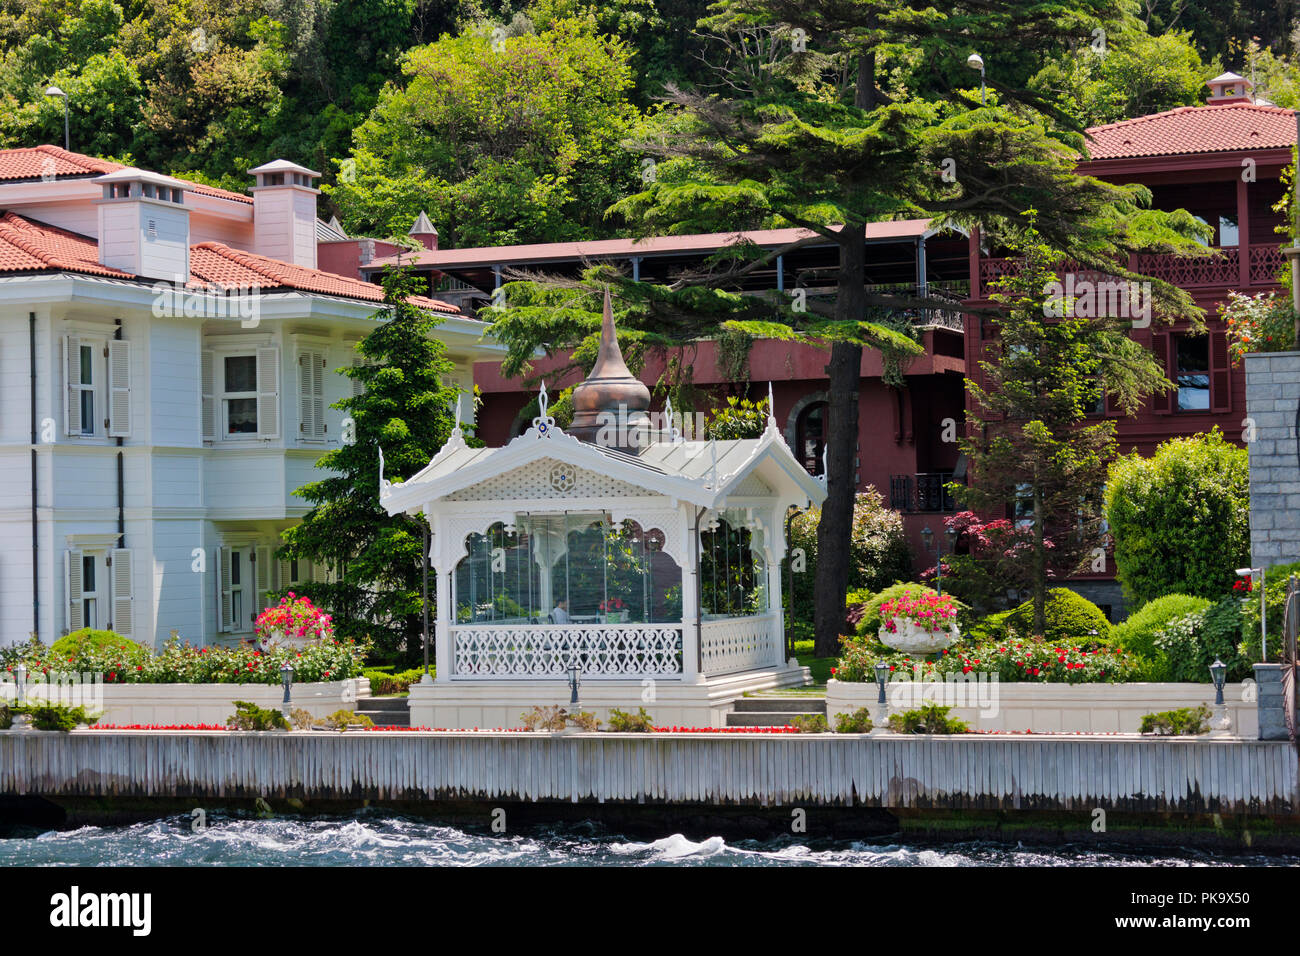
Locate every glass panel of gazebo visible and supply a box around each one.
[699,516,768,620]
[453,515,682,625]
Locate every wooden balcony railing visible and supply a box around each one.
[976,246,1285,299]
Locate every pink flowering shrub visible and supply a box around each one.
[256,593,334,643]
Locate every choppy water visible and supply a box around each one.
[0,813,1295,866]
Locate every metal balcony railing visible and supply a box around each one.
[889,472,962,513]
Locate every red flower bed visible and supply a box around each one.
[94,723,227,731]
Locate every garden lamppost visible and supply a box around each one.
[1236,566,1266,659]
[280,662,294,720]
[872,660,891,734]
[44,85,68,151]
[966,52,986,106]
[921,524,958,596]
[1208,658,1232,737]
[568,664,580,706]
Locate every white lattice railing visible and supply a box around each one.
[700,613,782,676]
[450,624,684,679]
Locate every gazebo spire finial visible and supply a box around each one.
[765,381,779,436]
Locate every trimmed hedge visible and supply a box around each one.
[1112,593,1212,661]
[1005,588,1111,645]
[50,628,147,660]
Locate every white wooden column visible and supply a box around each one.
[433,513,453,683]
[680,503,702,681]
[766,505,786,666]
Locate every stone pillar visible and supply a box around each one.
[1245,351,1300,567]
[1253,663,1291,740]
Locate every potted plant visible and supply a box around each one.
[255,593,335,650]
[877,587,960,655]
[598,598,627,624]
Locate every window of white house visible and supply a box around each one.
[1175,335,1210,412]
[77,345,95,434]
[81,553,100,629]
[223,354,259,435]
[1218,215,1239,247]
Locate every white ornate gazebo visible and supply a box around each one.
[382,298,825,728]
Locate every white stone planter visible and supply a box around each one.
[826,678,1257,735]
[878,618,960,654]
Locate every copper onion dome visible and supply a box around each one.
[567,287,651,448]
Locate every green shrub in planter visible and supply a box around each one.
[790,713,829,733]
[1139,705,1211,736]
[226,700,289,731]
[887,703,968,734]
[1005,588,1111,645]
[14,702,101,731]
[1112,593,1212,678]
[833,708,873,733]
[608,707,655,732]
[324,709,373,731]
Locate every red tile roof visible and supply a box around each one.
[1085,103,1297,160]
[368,220,934,270]
[0,145,253,204]
[0,211,460,313]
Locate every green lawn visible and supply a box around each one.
[794,638,836,685]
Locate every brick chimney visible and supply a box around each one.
[409,210,438,250]
[248,160,321,268]
[1207,72,1254,105]
[94,168,191,283]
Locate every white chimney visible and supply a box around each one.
[248,159,321,268]
[94,168,191,283]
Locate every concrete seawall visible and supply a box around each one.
[1,731,1297,815]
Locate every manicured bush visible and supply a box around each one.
[1105,429,1249,606]
[608,707,655,732]
[226,700,289,731]
[50,628,148,660]
[887,703,968,734]
[1139,705,1211,736]
[788,488,912,624]
[1111,593,1212,668]
[833,708,873,733]
[1004,588,1111,645]
[965,609,1014,644]
[363,667,427,695]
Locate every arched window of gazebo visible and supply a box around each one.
[699,516,767,618]
[454,515,682,625]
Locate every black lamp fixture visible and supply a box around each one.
[280,661,294,719]
[1209,659,1227,707]
[873,661,890,705]
[568,664,580,706]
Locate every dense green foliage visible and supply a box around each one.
[832,707,874,734]
[1112,593,1213,659]
[1004,588,1112,645]
[12,702,100,731]
[279,268,460,663]
[1152,603,1250,683]
[788,491,912,629]
[1105,430,1250,607]
[1240,560,1300,666]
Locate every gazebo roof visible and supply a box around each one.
[381,397,826,516]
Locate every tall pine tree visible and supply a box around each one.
[278,268,461,663]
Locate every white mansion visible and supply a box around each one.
[0,146,496,648]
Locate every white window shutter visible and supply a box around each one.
[200,349,215,441]
[218,546,233,632]
[278,557,292,589]
[64,336,81,436]
[65,550,84,633]
[255,545,272,614]
[256,346,280,439]
[110,548,133,638]
[108,340,132,438]
[298,349,326,440]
